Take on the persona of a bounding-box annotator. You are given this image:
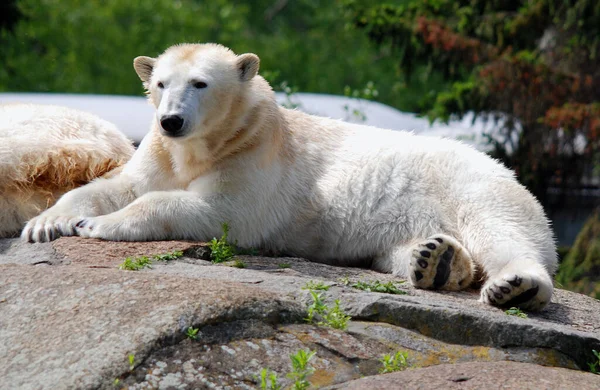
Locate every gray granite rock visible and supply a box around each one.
[1,236,599,389]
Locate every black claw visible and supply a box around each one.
[507,276,522,287]
[417,259,429,269]
[426,243,437,250]
[414,271,424,281]
[76,220,86,228]
[500,286,511,294]
[502,285,540,308]
[494,292,503,299]
[434,237,443,243]
[420,250,431,258]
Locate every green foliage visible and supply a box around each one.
[230,260,247,268]
[118,251,183,270]
[343,81,379,122]
[259,368,282,390]
[302,280,330,291]
[278,263,291,269]
[128,354,135,371]
[556,210,600,299]
[351,280,407,295]
[588,350,600,374]
[287,349,316,390]
[305,291,351,330]
[505,307,528,319]
[258,350,316,389]
[153,251,184,261]
[186,327,199,340]
[0,0,441,112]
[209,223,236,263]
[379,351,409,374]
[119,256,152,271]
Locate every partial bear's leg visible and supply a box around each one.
[458,181,557,311]
[374,234,474,291]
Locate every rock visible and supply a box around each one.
[325,361,600,389]
[1,236,599,389]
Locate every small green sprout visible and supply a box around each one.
[230,260,246,268]
[588,349,600,374]
[305,291,351,330]
[128,354,135,371]
[186,327,199,340]
[287,349,316,390]
[119,256,152,271]
[153,251,183,261]
[259,368,282,390]
[209,223,236,263]
[278,263,291,269]
[351,280,407,295]
[505,307,528,318]
[113,378,120,386]
[321,299,351,330]
[380,351,409,373]
[302,280,330,291]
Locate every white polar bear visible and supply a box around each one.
[0,103,134,238]
[22,43,557,311]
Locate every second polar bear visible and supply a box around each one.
[1,103,134,238]
[23,43,557,311]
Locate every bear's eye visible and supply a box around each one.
[193,81,208,89]
[157,82,164,89]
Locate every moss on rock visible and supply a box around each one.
[556,209,600,299]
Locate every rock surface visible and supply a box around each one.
[1,236,599,389]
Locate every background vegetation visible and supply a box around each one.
[1,0,598,298]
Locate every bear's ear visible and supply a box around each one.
[236,53,260,82]
[133,56,156,83]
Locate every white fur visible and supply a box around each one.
[0,103,134,238]
[22,44,558,311]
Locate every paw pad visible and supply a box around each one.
[409,234,472,291]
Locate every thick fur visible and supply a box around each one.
[22,44,558,311]
[0,104,134,237]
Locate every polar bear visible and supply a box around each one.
[22,43,557,311]
[0,103,134,238]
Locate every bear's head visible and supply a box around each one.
[133,43,260,139]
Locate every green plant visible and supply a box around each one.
[342,81,378,122]
[588,349,600,374]
[119,256,152,271]
[380,351,409,374]
[230,260,246,268]
[351,280,407,295]
[305,291,351,330]
[287,349,316,390]
[128,354,135,371]
[302,280,330,291]
[209,223,236,263]
[505,307,528,319]
[305,290,329,323]
[153,251,184,261]
[321,300,351,330]
[186,327,199,340]
[278,263,291,269]
[259,368,282,390]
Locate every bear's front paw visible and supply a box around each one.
[74,215,119,240]
[409,234,474,291]
[480,272,552,311]
[22,215,79,243]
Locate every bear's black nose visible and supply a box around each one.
[160,115,184,134]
